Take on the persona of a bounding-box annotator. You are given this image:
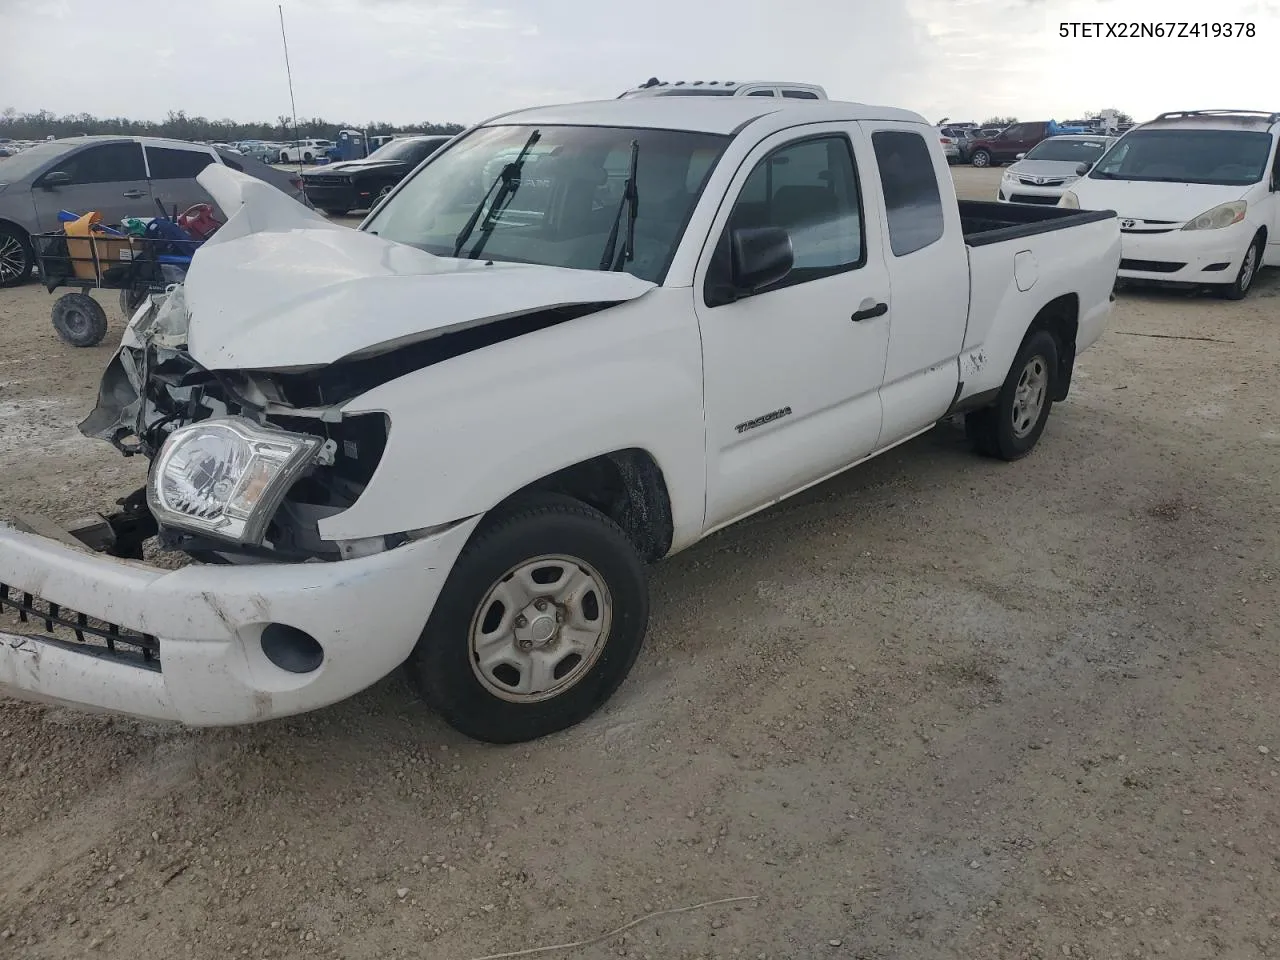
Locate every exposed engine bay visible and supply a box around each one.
[77,286,391,565]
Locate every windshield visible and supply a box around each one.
[1024,138,1112,162]
[365,124,730,283]
[366,138,441,162]
[0,140,69,181]
[1090,129,1273,185]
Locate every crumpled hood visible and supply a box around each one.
[1070,177,1250,222]
[184,165,656,371]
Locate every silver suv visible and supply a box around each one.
[0,136,307,287]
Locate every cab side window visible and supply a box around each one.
[707,134,864,303]
[41,142,145,185]
[871,130,945,257]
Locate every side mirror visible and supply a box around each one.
[40,170,72,189]
[1075,162,1092,176]
[731,226,793,294]
[1015,152,1026,161]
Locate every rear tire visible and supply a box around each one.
[965,328,1059,461]
[408,493,650,743]
[971,149,991,168]
[51,292,109,347]
[0,223,33,288]
[322,208,350,217]
[1219,233,1263,301]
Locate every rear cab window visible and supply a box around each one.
[871,130,945,256]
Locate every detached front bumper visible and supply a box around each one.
[0,518,479,725]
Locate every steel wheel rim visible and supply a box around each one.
[973,152,989,167]
[377,185,392,201]
[1239,244,1258,291]
[0,235,25,282]
[1011,355,1048,438]
[468,554,612,704]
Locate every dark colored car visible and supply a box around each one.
[301,135,452,216]
[966,122,1051,168]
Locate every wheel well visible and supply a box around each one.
[498,449,675,563]
[0,218,31,242]
[1030,293,1079,402]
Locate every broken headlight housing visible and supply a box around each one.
[147,417,321,545]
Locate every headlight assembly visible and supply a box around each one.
[1181,200,1247,231]
[148,417,321,545]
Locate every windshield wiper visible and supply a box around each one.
[452,128,541,258]
[599,139,639,271]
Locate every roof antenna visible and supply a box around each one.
[279,4,304,181]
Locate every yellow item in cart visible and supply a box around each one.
[62,211,136,282]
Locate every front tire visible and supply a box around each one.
[1219,233,1264,301]
[408,493,650,743]
[971,149,991,168]
[0,224,33,288]
[965,328,1059,461]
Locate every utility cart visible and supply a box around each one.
[32,202,220,347]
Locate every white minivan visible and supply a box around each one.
[1061,110,1280,299]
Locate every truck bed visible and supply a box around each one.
[959,200,1115,248]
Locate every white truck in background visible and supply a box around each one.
[0,96,1120,744]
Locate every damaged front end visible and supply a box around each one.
[76,285,391,565]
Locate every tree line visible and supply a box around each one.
[980,110,1135,127]
[0,108,466,142]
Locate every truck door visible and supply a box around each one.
[693,125,891,530]
[861,123,970,446]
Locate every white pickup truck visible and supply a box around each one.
[0,97,1120,743]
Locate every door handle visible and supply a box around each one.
[851,300,888,322]
[122,189,146,199]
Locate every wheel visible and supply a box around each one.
[0,223,33,288]
[408,493,649,743]
[279,151,289,163]
[965,328,1059,461]
[321,208,350,217]
[303,152,314,163]
[375,184,393,202]
[119,287,148,317]
[970,149,991,168]
[1219,233,1264,301]
[51,292,109,347]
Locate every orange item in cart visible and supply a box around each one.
[63,211,137,281]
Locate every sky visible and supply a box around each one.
[0,0,1275,127]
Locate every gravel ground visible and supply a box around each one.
[1,166,1278,960]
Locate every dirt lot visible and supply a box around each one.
[1,166,1278,960]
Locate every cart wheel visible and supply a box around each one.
[52,293,109,347]
[119,287,148,318]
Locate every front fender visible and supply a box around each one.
[315,289,707,550]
